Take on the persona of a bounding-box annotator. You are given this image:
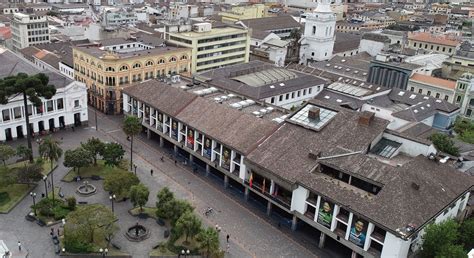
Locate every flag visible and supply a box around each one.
[273,184,278,197]
[262,179,266,194]
[249,173,253,188]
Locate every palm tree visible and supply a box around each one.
[0,73,56,162]
[196,227,219,258]
[122,116,142,171]
[39,136,63,201]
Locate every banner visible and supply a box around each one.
[349,216,368,247]
[171,121,178,140]
[317,199,334,228]
[203,137,212,159]
[187,129,194,149]
[222,147,231,171]
[157,112,163,132]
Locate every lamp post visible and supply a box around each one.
[62,248,66,254]
[181,249,190,258]
[109,194,116,213]
[133,164,137,175]
[30,192,37,216]
[62,218,66,238]
[90,87,99,131]
[42,175,48,198]
[99,248,108,258]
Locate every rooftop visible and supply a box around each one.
[333,32,361,54]
[409,73,456,90]
[168,26,247,39]
[239,15,301,32]
[408,32,460,47]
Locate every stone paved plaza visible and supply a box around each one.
[0,108,346,258]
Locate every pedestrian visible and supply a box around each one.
[174,160,177,166]
[57,228,60,237]
[71,126,75,132]
[160,156,164,162]
[50,228,54,237]
[48,181,51,189]
[226,234,230,243]
[17,241,21,252]
[150,169,153,176]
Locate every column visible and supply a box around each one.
[189,153,193,163]
[330,205,339,232]
[266,201,272,216]
[224,175,229,188]
[205,163,210,177]
[147,128,151,139]
[318,233,326,248]
[173,145,178,155]
[244,187,249,201]
[291,215,298,231]
[345,213,354,240]
[159,135,164,147]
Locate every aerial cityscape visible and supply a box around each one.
[0,0,472,257]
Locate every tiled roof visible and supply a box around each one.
[408,32,460,47]
[240,15,301,32]
[410,73,456,89]
[333,32,361,53]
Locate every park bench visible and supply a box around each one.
[25,214,36,222]
[78,201,88,205]
[36,219,46,226]
[156,218,165,226]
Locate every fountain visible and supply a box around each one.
[125,222,150,242]
[76,181,97,196]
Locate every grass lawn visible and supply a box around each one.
[62,160,127,182]
[0,183,33,213]
[129,207,158,219]
[9,158,57,176]
[149,244,176,257]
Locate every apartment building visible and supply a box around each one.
[11,12,49,52]
[407,73,456,102]
[219,4,267,23]
[73,35,191,115]
[122,79,472,258]
[407,32,460,55]
[0,47,88,141]
[166,23,250,73]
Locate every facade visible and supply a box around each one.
[0,48,88,141]
[102,10,138,27]
[299,0,336,64]
[219,4,267,23]
[368,54,423,90]
[11,12,49,52]
[123,79,473,258]
[456,73,474,119]
[407,32,460,55]
[239,15,301,40]
[166,23,250,73]
[73,37,191,115]
[407,73,456,103]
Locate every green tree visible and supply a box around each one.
[64,204,118,253]
[129,183,149,212]
[0,73,56,162]
[170,199,194,225]
[122,116,142,170]
[63,148,93,176]
[459,218,474,250]
[0,144,15,166]
[155,187,175,219]
[16,145,32,165]
[420,219,460,258]
[17,163,43,185]
[101,143,125,167]
[434,244,466,258]
[81,137,105,165]
[103,170,139,200]
[175,211,202,243]
[196,227,220,258]
[429,133,459,156]
[39,136,62,201]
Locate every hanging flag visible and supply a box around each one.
[273,184,279,197]
[249,173,253,188]
[262,179,266,194]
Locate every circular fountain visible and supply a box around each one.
[125,222,150,242]
[76,181,97,196]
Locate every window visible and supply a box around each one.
[456,95,462,103]
[119,65,128,71]
[312,26,316,35]
[2,109,10,121]
[46,100,54,112]
[279,95,283,101]
[467,109,472,117]
[297,91,300,97]
[27,105,33,116]
[132,63,141,69]
[57,98,64,110]
[13,107,21,119]
[291,92,295,98]
[436,93,440,98]
[169,57,177,62]
[427,91,431,96]
[410,87,414,92]
[309,88,312,94]
[444,95,449,101]
[270,97,275,104]
[74,100,80,108]
[145,60,154,67]
[285,94,289,100]
[418,89,423,94]
[414,43,417,47]
[158,58,165,64]
[180,55,188,60]
[442,47,446,52]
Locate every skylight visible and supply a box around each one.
[409,94,416,99]
[288,104,337,131]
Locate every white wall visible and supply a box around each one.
[290,186,308,213]
[380,232,411,258]
[265,85,324,109]
[383,132,437,157]
[359,39,386,57]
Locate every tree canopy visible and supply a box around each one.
[0,144,15,166]
[196,227,220,258]
[175,211,202,243]
[101,142,124,167]
[156,187,175,219]
[103,170,139,200]
[122,116,142,137]
[39,136,63,169]
[429,133,459,156]
[130,183,149,211]
[63,148,93,175]
[81,138,105,165]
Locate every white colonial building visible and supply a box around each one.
[0,48,88,141]
[299,0,336,64]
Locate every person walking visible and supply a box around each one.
[17,241,21,252]
[226,234,230,243]
[150,169,154,176]
[174,160,177,166]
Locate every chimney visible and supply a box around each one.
[308,151,321,160]
[358,111,375,126]
[308,107,320,120]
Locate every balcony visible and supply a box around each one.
[371,231,385,244]
[336,213,349,224]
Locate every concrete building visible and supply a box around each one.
[11,12,49,52]
[407,32,460,55]
[367,54,424,90]
[300,0,336,64]
[239,15,302,40]
[457,73,474,119]
[442,42,474,81]
[196,61,327,109]
[219,4,267,23]
[102,10,138,27]
[0,47,88,141]
[73,35,191,115]
[407,73,456,103]
[122,79,472,258]
[166,23,250,73]
[359,33,390,57]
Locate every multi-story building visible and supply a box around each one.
[367,54,424,90]
[0,47,88,141]
[102,10,138,28]
[407,73,456,103]
[240,15,302,40]
[407,32,460,55]
[166,23,250,73]
[73,36,191,115]
[11,11,49,52]
[457,73,474,119]
[219,4,267,23]
[122,79,472,258]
